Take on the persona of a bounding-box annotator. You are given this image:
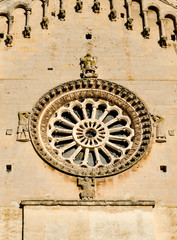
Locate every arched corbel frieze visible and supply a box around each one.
[11,2,32,39]
[164,13,177,41]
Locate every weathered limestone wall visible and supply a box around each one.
[0,0,177,239]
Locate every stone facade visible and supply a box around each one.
[0,0,177,239]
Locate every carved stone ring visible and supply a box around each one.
[29,79,152,177]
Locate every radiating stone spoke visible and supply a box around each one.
[91,106,97,120]
[105,117,118,126]
[109,135,128,141]
[94,147,103,166]
[52,128,73,134]
[109,126,128,133]
[71,146,82,159]
[55,135,73,142]
[100,146,112,161]
[82,106,88,119]
[99,110,109,121]
[60,117,75,127]
[82,148,89,165]
[70,109,81,122]
[106,141,124,154]
[61,141,76,152]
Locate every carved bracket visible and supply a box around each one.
[58,9,66,20]
[109,9,117,21]
[5,34,13,47]
[142,27,150,39]
[92,0,100,13]
[41,17,49,29]
[75,0,83,13]
[23,25,31,38]
[160,36,167,48]
[125,17,133,30]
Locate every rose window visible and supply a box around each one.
[30,79,152,177]
[47,99,134,168]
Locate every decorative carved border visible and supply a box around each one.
[20,200,155,207]
[29,79,152,177]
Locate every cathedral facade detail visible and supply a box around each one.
[30,79,152,177]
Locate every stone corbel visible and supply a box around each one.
[159,18,167,48]
[77,177,95,200]
[41,0,49,29]
[108,0,116,21]
[152,115,166,143]
[5,16,14,47]
[125,0,133,30]
[142,10,150,38]
[58,0,66,20]
[75,0,83,13]
[23,8,32,38]
[92,0,100,13]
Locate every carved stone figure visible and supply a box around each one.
[92,0,100,13]
[17,112,31,142]
[109,9,117,21]
[77,177,95,200]
[152,115,166,143]
[23,25,31,38]
[126,17,133,30]
[5,34,13,47]
[80,53,98,78]
[58,9,66,20]
[41,17,49,29]
[75,0,83,13]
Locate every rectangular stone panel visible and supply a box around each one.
[23,203,155,240]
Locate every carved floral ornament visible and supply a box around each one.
[29,79,152,178]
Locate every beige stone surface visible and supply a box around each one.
[24,206,155,240]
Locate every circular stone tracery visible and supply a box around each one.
[73,119,108,148]
[47,99,134,168]
[29,79,152,177]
